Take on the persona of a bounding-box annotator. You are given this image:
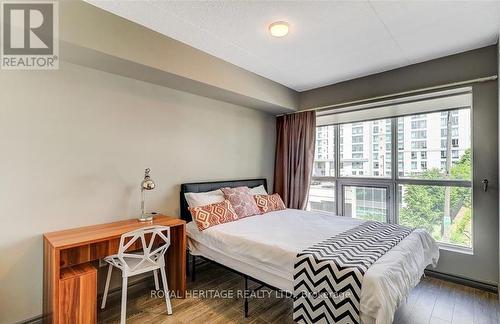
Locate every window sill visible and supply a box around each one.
[438,243,473,255]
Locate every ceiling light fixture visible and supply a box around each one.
[269,21,289,37]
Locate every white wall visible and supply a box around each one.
[0,62,276,323]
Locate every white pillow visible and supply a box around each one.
[249,185,268,195]
[184,189,224,207]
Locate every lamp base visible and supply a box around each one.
[138,213,153,222]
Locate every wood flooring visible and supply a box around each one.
[98,261,499,324]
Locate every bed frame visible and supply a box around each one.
[180,178,283,317]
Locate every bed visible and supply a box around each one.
[180,179,440,324]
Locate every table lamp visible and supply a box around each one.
[139,168,156,222]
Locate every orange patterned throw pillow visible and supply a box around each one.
[189,200,239,231]
[254,194,286,214]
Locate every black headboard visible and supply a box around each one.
[180,178,267,222]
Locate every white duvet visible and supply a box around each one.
[187,209,439,324]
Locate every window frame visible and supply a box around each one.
[310,102,473,253]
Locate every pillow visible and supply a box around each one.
[249,184,268,196]
[184,189,224,207]
[188,200,239,231]
[254,194,286,214]
[221,186,261,218]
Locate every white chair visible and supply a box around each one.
[101,225,172,323]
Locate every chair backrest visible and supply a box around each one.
[117,225,170,272]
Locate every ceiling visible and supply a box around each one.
[87,1,500,92]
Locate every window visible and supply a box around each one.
[411,120,426,129]
[309,93,472,250]
[441,128,459,138]
[399,185,472,247]
[313,125,335,177]
[412,130,427,139]
[340,119,392,178]
[352,126,363,135]
[398,109,471,180]
[344,186,387,222]
[411,141,427,149]
[352,144,363,152]
[308,180,335,213]
[352,135,364,143]
[352,162,363,169]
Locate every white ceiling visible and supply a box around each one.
[87,0,500,92]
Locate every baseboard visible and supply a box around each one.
[16,315,43,324]
[17,277,155,324]
[425,269,498,293]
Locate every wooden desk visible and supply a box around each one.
[43,215,186,324]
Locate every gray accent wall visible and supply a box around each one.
[0,62,276,323]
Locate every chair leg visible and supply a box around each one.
[153,270,160,290]
[121,276,128,324]
[101,264,113,309]
[159,266,172,315]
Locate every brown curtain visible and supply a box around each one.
[274,111,316,209]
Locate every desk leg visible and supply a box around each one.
[43,238,60,324]
[166,224,186,298]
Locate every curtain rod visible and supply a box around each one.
[280,75,497,116]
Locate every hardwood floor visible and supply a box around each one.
[98,262,499,324]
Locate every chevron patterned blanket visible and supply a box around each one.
[293,221,413,324]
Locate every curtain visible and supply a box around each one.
[274,111,316,209]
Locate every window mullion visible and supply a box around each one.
[334,124,340,215]
[391,117,398,224]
